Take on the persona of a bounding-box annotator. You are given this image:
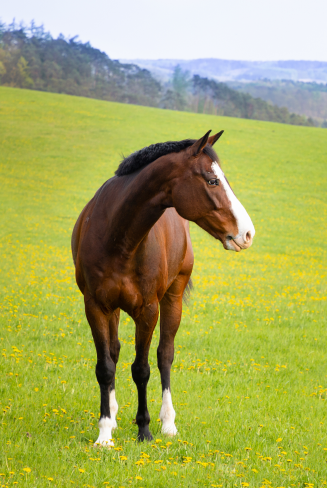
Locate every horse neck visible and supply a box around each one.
[109,159,176,256]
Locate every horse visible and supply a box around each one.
[71,130,255,445]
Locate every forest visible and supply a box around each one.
[229,80,327,126]
[0,22,161,107]
[0,21,319,127]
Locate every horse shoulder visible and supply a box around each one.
[152,209,192,291]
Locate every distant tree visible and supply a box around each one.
[171,65,190,110]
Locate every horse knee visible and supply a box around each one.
[96,358,115,386]
[131,362,150,386]
[110,340,121,364]
[157,343,174,370]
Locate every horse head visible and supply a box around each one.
[170,130,255,252]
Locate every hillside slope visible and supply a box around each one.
[0,87,327,487]
[0,24,317,127]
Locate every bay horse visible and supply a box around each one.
[71,130,255,445]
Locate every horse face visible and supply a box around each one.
[172,132,255,252]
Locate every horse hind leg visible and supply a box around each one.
[84,294,117,447]
[131,301,159,441]
[157,275,188,436]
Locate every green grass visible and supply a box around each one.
[0,86,326,488]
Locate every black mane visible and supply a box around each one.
[115,139,218,176]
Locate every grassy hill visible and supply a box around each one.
[0,86,327,487]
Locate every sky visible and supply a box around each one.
[1,0,327,62]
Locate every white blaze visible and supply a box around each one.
[211,162,255,247]
[160,389,177,435]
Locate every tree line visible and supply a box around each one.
[0,21,161,107]
[228,80,327,127]
[0,21,317,127]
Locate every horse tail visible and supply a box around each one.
[182,278,193,305]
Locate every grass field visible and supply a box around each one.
[0,86,326,488]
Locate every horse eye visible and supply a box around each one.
[208,178,219,186]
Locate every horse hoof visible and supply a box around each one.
[161,423,177,436]
[137,430,153,442]
[94,439,114,448]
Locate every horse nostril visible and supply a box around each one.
[245,231,252,242]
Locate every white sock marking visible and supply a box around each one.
[94,390,118,447]
[94,416,114,447]
[160,389,177,435]
[211,161,255,248]
[109,389,118,430]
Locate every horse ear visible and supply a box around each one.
[190,130,212,156]
[208,130,224,146]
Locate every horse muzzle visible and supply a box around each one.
[225,230,254,252]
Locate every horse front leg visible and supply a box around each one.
[84,294,117,447]
[131,302,159,441]
[157,277,186,436]
[108,308,121,430]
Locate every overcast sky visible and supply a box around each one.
[1,0,327,61]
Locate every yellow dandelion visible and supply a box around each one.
[23,467,31,473]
